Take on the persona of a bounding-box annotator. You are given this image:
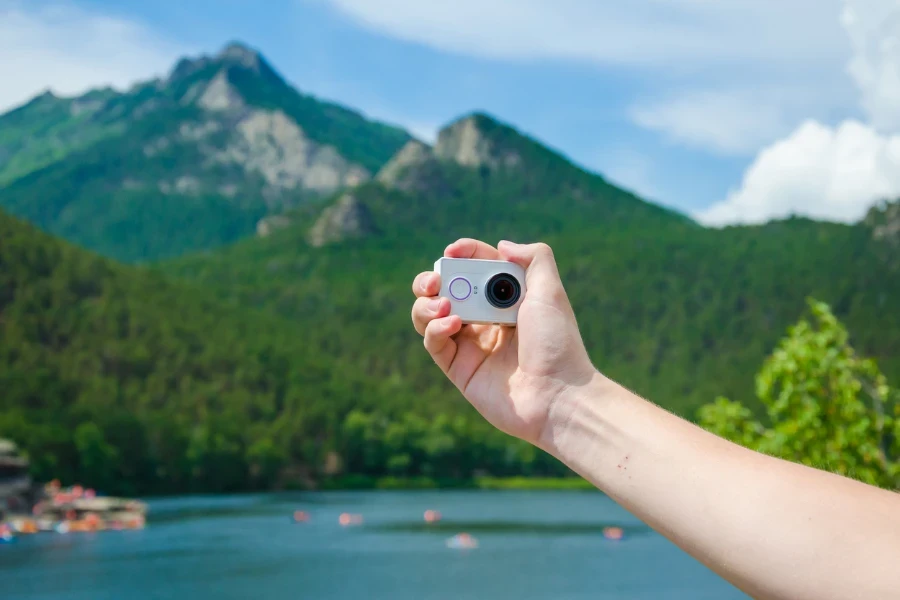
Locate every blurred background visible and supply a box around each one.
[1,1,899,599]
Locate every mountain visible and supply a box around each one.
[0,42,410,262]
[166,113,900,420]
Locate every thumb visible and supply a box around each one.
[498,241,565,302]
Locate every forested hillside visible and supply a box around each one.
[0,210,566,495]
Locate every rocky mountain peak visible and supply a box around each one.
[307,193,376,247]
[35,89,58,102]
[216,41,263,70]
[434,112,522,170]
[167,41,280,89]
[376,140,450,195]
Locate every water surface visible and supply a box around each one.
[2,490,748,599]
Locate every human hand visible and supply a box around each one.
[411,238,596,447]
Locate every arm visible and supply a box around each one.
[411,238,900,600]
[542,372,900,600]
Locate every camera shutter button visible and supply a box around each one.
[449,277,472,301]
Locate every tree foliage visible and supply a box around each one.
[699,299,900,489]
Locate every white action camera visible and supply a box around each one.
[434,258,526,325]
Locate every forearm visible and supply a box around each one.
[540,371,900,600]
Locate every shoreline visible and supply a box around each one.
[317,475,596,491]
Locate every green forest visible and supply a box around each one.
[0,211,568,495]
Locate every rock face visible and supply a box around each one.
[197,70,246,112]
[865,200,900,271]
[376,140,449,194]
[434,114,522,169]
[214,109,370,195]
[307,193,376,247]
[867,200,900,245]
[256,214,292,238]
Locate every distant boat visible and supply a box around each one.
[446,532,478,549]
[0,523,14,543]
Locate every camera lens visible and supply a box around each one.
[486,273,521,309]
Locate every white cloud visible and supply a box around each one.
[700,0,900,225]
[0,1,188,112]
[319,0,851,157]
[697,120,900,225]
[320,0,845,69]
[843,0,900,131]
[629,90,795,156]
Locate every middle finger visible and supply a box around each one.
[412,296,450,336]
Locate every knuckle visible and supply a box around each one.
[535,242,554,257]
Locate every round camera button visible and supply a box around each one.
[449,277,472,301]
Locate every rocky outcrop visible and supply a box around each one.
[866,200,900,245]
[307,193,375,247]
[197,70,246,112]
[158,176,202,195]
[434,113,522,170]
[214,109,369,196]
[69,88,116,117]
[376,140,450,195]
[256,214,292,238]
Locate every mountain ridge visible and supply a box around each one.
[0,41,410,261]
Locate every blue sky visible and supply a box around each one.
[3,0,900,224]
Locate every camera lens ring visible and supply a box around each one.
[485,273,521,309]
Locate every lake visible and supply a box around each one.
[2,490,748,599]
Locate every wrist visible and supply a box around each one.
[538,368,611,461]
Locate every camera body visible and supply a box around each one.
[434,257,526,325]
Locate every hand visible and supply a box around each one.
[411,238,596,446]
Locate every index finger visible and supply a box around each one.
[412,271,441,298]
[445,238,500,260]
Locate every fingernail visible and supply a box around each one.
[427,298,442,312]
[420,275,431,292]
[500,240,520,248]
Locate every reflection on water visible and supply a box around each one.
[2,490,748,600]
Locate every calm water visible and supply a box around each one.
[2,491,748,599]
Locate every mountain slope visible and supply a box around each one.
[0,42,410,262]
[166,114,900,420]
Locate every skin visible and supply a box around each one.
[411,238,900,600]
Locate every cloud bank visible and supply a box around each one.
[698,0,900,225]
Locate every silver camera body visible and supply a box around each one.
[434,258,526,325]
